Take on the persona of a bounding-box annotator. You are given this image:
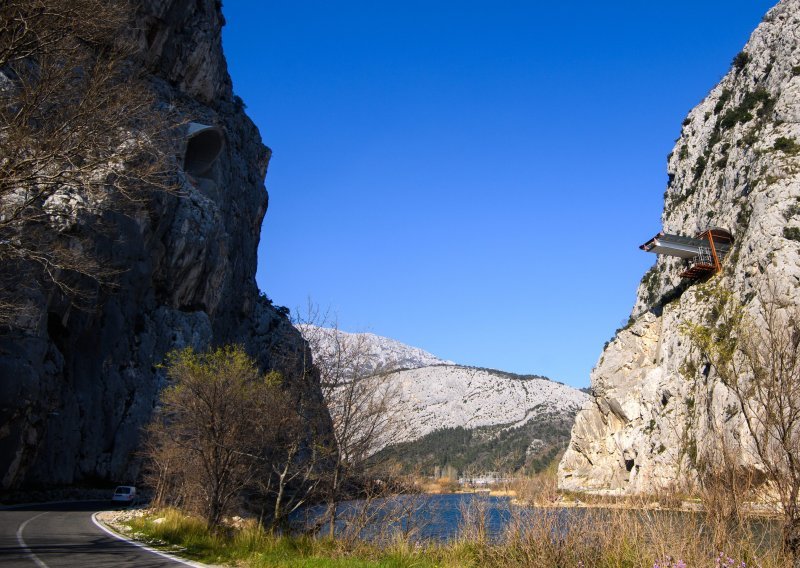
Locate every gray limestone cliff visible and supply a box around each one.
[0,1,326,490]
[559,0,800,493]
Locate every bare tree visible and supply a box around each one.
[684,283,800,565]
[249,389,324,530]
[294,309,403,538]
[0,0,178,325]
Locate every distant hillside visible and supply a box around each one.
[373,412,574,476]
[298,326,588,477]
[385,365,587,444]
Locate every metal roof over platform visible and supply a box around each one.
[640,233,709,259]
[639,229,734,279]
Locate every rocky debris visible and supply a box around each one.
[560,0,800,494]
[0,0,328,491]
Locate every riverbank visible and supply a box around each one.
[416,477,517,498]
[101,500,789,568]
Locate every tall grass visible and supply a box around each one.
[121,463,791,568]
[122,502,788,568]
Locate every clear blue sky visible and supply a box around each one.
[221,1,775,388]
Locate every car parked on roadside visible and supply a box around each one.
[111,485,137,504]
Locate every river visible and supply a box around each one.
[295,493,533,542]
[292,493,782,547]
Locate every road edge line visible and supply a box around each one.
[16,512,49,568]
[91,512,212,567]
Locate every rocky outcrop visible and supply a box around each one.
[559,0,800,493]
[0,1,326,490]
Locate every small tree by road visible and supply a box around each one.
[145,345,287,528]
[684,284,800,566]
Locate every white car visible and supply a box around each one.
[111,485,137,504]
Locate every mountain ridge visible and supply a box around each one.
[299,325,589,475]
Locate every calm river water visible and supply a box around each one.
[293,493,781,545]
[294,493,525,542]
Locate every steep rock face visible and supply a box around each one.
[559,0,800,493]
[0,1,325,490]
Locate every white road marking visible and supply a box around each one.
[90,513,208,567]
[16,512,49,568]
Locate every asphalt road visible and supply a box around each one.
[0,501,190,567]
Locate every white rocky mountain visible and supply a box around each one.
[296,324,453,377]
[297,325,589,471]
[387,365,588,444]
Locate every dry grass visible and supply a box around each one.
[116,466,789,568]
[119,493,789,568]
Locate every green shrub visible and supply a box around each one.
[737,204,752,228]
[714,89,732,114]
[679,145,689,160]
[783,227,800,242]
[784,199,800,220]
[720,108,753,130]
[774,136,800,155]
[670,185,697,209]
[739,129,758,147]
[719,88,774,130]
[793,65,800,77]
[732,51,750,71]
[753,92,777,119]
[693,155,707,180]
[641,265,662,306]
[707,126,722,148]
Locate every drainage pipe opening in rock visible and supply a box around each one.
[184,122,224,177]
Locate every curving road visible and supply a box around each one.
[0,501,193,567]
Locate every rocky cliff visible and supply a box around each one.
[0,0,324,490]
[559,0,800,493]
